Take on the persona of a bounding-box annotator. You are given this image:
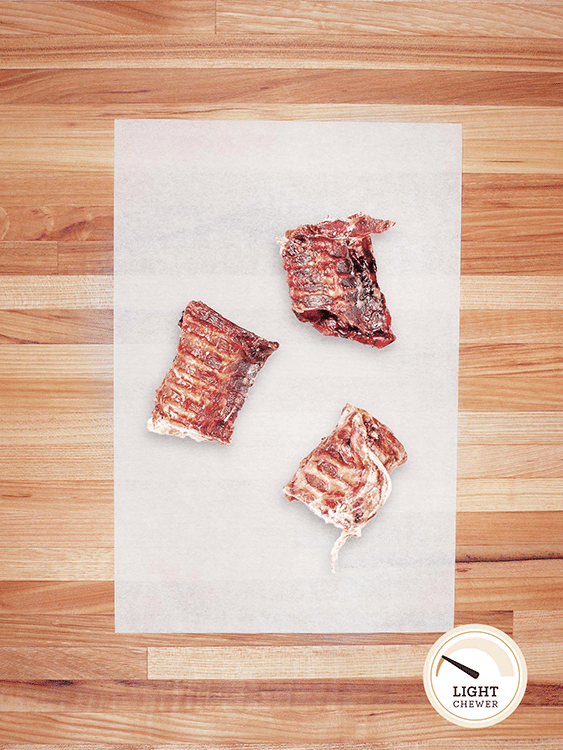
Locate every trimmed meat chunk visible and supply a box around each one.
[283,403,407,571]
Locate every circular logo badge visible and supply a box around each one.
[423,624,527,728]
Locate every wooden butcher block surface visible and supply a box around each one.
[0,1,562,746]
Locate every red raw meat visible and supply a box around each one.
[147,301,279,445]
[283,403,407,571]
[278,213,396,348]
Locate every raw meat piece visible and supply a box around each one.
[283,403,407,571]
[147,301,279,445]
[277,213,396,348]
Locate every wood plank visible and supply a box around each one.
[513,643,563,680]
[2,34,563,71]
[0,494,112,548]
[0,344,111,377]
[457,511,563,546]
[0,743,560,750]
[456,559,563,579]
[0,479,112,504]
[457,544,563,562]
[458,375,563,411]
[456,576,563,611]
[0,309,112,343]
[0,1,215,35]
[0,548,113,581]
[0,276,112,308]
[148,645,428,679]
[457,479,563,512]
[217,0,563,38]
[462,174,563,275]
[458,444,563,479]
[0,242,57,274]
[0,206,112,243]
[0,444,112,480]
[0,581,114,614]
[460,277,563,309]
[458,414,563,444]
[0,674,540,710]
[0,678,426,711]
[514,611,563,642]
[0,69,561,108]
[0,706,561,743]
[0,377,111,411]
[0,170,112,204]
[57,241,113,275]
[460,310,563,345]
[460,344,563,376]
[0,647,147,680]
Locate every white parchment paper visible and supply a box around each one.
[114,120,461,632]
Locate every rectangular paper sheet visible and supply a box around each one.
[114,120,462,632]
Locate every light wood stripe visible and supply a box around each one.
[0,276,112,308]
[148,645,428,679]
[457,479,563,512]
[458,413,563,444]
[0,344,112,377]
[0,444,112,480]
[0,498,111,547]
[0,412,111,444]
[460,277,563,309]
[217,0,563,38]
[0,549,113,581]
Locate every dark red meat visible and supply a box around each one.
[278,213,395,348]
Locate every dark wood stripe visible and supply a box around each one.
[0,69,561,106]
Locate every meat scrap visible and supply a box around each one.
[283,403,407,571]
[277,213,396,348]
[147,301,279,445]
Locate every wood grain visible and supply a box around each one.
[0,0,562,746]
[1,69,562,108]
[0,1,215,35]
[2,34,563,71]
[217,1,563,37]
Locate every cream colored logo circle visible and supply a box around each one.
[423,624,527,728]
